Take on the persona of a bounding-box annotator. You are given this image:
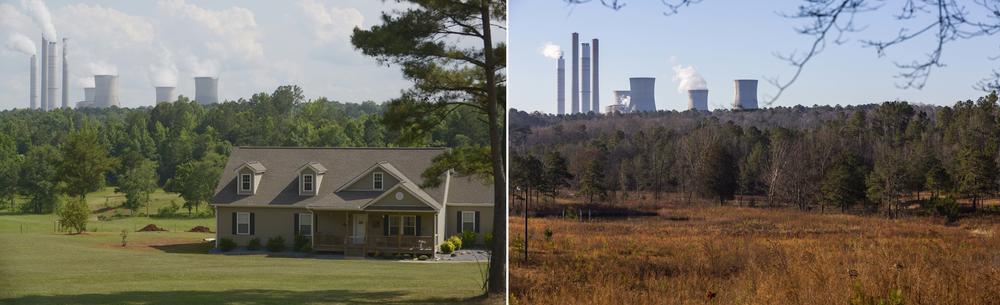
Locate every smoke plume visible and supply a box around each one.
[76,76,94,88]
[149,47,178,86]
[672,61,707,92]
[184,55,219,77]
[88,61,118,75]
[539,42,562,59]
[5,33,35,55]
[21,0,57,41]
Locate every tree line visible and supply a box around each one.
[0,85,489,216]
[511,92,1000,218]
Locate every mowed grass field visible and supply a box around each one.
[510,205,1000,305]
[0,189,492,305]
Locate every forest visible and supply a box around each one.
[510,92,1000,219]
[0,85,489,216]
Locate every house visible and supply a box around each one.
[209,147,494,256]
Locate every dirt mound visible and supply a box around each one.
[188,226,213,233]
[137,224,167,232]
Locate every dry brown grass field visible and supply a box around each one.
[509,200,1000,305]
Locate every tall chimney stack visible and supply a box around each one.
[592,38,599,114]
[61,38,68,109]
[40,37,47,111]
[46,40,56,111]
[581,42,591,113]
[571,32,579,114]
[30,55,38,109]
[557,54,565,115]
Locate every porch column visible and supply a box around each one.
[311,212,316,249]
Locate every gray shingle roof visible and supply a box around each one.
[237,161,267,174]
[447,175,494,203]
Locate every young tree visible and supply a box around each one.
[58,197,90,234]
[821,153,866,212]
[18,145,62,214]
[165,153,225,214]
[116,159,159,215]
[541,150,573,199]
[351,0,507,294]
[697,141,738,205]
[0,133,20,210]
[60,129,119,199]
[578,159,607,203]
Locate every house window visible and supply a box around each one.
[373,172,384,190]
[302,174,314,192]
[236,212,250,235]
[403,215,417,236]
[388,215,400,235]
[299,213,312,237]
[240,174,252,192]
[462,211,476,233]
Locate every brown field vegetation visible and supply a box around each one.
[510,204,1000,305]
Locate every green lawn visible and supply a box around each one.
[0,192,491,304]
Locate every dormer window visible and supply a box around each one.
[297,162,326,196]
[303,174,314,192]
[373,172,384,190]
[235,161,265,196]
[240,174,252,192]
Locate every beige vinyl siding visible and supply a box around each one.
[343,171,400,191]
[217,206,310,246]
[366,189,434,210]
[444,205,494,245]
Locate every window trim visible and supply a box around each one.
[298,213,312,237]
[461,211,476,233]
[402,215,417,236]
[236,212,251,235]
[373,172,384,190]
[387,214,401,235]
[240,174,252,193]
[302,174,314,192]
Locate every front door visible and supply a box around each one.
[352,214,366,244]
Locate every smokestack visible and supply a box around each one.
[557,54,565,115]
[61,38,67,109]
[155,86,177,104]
[629,77,656,112]
[194,77,219,105]
[46,41,56,111]
[40,37,46,111]
[581,42,591,113]
[688,89,708,111]
[571,33,579,114]
[83,87,95,103]
[734,79,759,110]
[592,38,599,114]
[30,55,37,109]
[94,75,119,108]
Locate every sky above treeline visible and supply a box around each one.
[509,0,1000,113]
[0,0,417,110]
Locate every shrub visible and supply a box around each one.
[218,238,236,252]
[484,232,494,248]
[544,227,553,241]
[58,198,90,234]
[418,254,429,260]
[448,235,463,250]
[462,230,478,247]
[293,234,310,252]
[247,238,262,250]
[440,240,456,254]
[933,196,960,224]
[157,202,180,217]
[266,236,286,252]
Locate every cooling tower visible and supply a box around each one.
[30,55,37,109]
[581,43,591,113]
[46,41,56,111]
[571,33,579,114]
[155,86,177,104]
[83,87,95,103]
[688,89,708,111]
[194,77,219,105]
[592,38,599,114]
[40,37,46,111]
[733,79,759,110]
[557,54,565,115]
[61,38,68,109]
[629,78,656,112]
[94,75,119,108]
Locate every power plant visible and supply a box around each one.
[155,86,177,104]
[557,54,565,115]
[94,75,119,108]
[571,33,579,114]
[581,42,591,113]
[629,77,656,112]
[39,37,47,110]
[688,89,708,111]
[605,90,630,114]
[194,76,219,105]
[557,32,600,114]
[734,79,759,110]
[29,55,37,109]
[61,38,68,109]
[591,38,599,113]
[46,40,56,111]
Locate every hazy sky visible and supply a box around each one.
[509,0,1000,113]
[0,0,413,110]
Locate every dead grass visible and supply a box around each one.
[510,205,1000,305]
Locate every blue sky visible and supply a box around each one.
[509,0,1000,113]
[0,0,413,110]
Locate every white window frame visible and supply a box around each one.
[240,174,252,192]
[373,172,384,190]
[298,213,312,237]
[388,215,401,235]
[302,174,314,192]
[403,215,417,236]
[236,212,250,235]
[461,211,476,233]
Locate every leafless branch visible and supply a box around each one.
[661,0,703,16]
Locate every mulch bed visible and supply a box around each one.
[137,224,167,232]
[188,226,213,233]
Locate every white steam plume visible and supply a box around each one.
[5,33,35,55]
[88,61,118,75]
[76,76,94,88]
[539,41,562,59]
[149,46,178,86]
[21,0,57,40]
[671,58,707,92]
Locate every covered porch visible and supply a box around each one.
[310,210,437,256]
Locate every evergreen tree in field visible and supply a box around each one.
[18,145,62,214]
[541,150,573,199]
[821,153,866,212]
[697,142,738,205]
[60,128,119,199]
[924,158,952,198]
[579,159,606,203]
[956,148,996,210]
[0,134,20,210]
[116,159,158,215]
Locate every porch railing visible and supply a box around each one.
[314,233,435,253]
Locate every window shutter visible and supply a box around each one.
[250,213,255,235]
[383,214,389,236]
[416,215,422,236]
[474,211,480,233]
[231,212,237,235]
[314,214,318,233]
[456,211,462,234]
[294,213,299,236]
